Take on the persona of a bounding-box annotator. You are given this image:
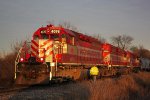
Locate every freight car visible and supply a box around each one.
[14,24,139,85]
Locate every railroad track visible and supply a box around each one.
[0,86,28,97]
[0,76,120,99]
[0,83,68,97]
[0,82,76,100]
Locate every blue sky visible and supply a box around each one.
[0,0,150,53]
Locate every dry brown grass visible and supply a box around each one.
[0,41,23,87]
[79,72,150,100]
[0,52,16,86]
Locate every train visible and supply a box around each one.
[14,24,141,85]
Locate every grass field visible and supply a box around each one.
[77,72,150,100]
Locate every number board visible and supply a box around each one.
[41,30,46,34]
[51,30,60,34]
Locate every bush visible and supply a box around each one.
[0,52,16,86]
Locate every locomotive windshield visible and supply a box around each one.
[41,34,49,39]
[50,34,59,40]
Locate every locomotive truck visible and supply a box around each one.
[14,24,139,85]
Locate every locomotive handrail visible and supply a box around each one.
[14,47,23,79]
[14,41,31,79]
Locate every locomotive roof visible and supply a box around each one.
[32,25,101,44]
[69,30,101,44]
[33,27,47,36]
[63,29,76,36]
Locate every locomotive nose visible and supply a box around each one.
[28,57,36,64]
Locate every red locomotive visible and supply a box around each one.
[102,43,139,67]
[14,25,139,84]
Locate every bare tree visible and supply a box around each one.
[130,45,150,59]
[111,34,133,50]
[11,41,24,54]
[137,45,150,59]
[130,45,140,57]
[58,21,79,32]
[47,20,79,32]
[93,34,106,43]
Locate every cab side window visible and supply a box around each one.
[61,34,67,43]
[50,34,59,41]
[67,35,75,45]
[70,36,75,45]
[41,34,49,39]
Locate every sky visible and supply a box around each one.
[0,0,150,53]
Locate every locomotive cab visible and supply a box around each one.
[14,25,78,84]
